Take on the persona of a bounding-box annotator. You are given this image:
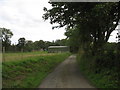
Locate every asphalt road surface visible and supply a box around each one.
[39,55,96,88]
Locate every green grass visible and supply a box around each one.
[2,52,71,88]
[77,52,119,89]
[2,51,56,62]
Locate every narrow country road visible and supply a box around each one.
[39,55,96,88]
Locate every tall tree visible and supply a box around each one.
[0,28,13,51]
[17,37,26,51]
[43,2,120,53]
[33,40,45,50]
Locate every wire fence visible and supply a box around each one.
[2,49,55,62]
[2,46,71,62]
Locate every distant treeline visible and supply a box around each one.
[0,27,69,52]
[0,27,118,53]
[7,39,68,52]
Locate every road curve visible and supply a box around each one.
[39,55,96,88]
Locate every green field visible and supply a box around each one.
[2,51,56,62]
[2,52,71,88]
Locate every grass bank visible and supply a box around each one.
[77,51,119,89]
[2,52,71,88]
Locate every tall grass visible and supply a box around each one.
[2,51,55,62]
[2,52,71,88]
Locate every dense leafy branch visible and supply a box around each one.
[43,2,119,53]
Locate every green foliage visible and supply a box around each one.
[2,52,71,88]
[43,2,120,88]
[65,27,80,53]
[0,28,13,51]
[44,4,120,88]
[33,40,46,50]
[15,38,68,52]
[54,39,68,46]
[0,26,68,52]
[17,37,26,51]
[43,2,119,54]
[77,43,120,88]
[24,40,34,52]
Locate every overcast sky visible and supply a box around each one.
[0,0,118,44]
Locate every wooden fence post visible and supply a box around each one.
[3,47,5,62]
[21,48,23,60]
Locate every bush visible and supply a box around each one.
[77,44,120,88]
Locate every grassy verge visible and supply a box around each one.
[2,52,71,88]
[77,52,119,89]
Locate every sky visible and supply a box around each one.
[0,0,66,44]
[0,0,119,44]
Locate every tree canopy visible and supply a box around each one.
[43,2,120,53]
[17,37,26,51]
[0,28,13,51]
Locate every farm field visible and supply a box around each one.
[2,51,57,62]
[2,52,71,88]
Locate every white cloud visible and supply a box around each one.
[0,0,66,44]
